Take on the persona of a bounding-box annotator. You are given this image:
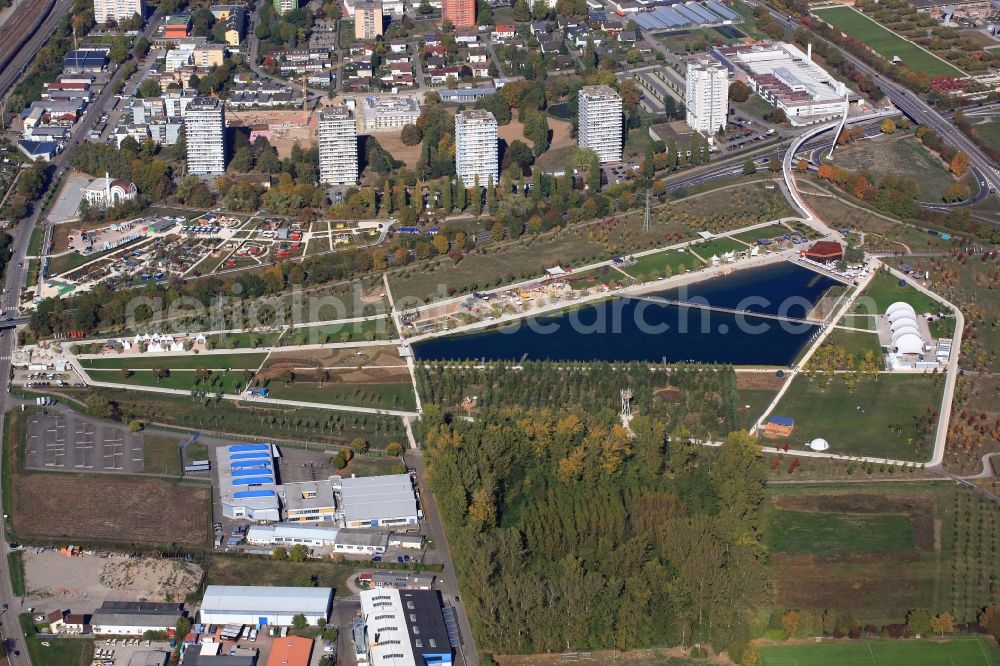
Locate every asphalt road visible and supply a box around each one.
[761,3,1000,196]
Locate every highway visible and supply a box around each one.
[762,4,1000,196]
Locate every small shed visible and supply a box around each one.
[764,416,795,438]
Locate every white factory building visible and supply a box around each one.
[714,42,850,124]
[200,586,333,627]
[185,96,227,175]
[357,589,454,666]
[318,106,359,186]
[454,109,498,187]
[685,58,728,134]
[246,523,389,555]
[93,0,144,23]
[337,474,420,528]
[578,85,623,164]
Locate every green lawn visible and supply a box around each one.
[824,328,883,362]
[8,551,24,595]
[27,226,44,257]
[345,455,406,477]
[20,613,94,666]
[205,331,281,350]
[771,374,943,459]
[730,223,790,244]
[852,270,944,316]
[766,509,913,554]
[840,314,877,331]
[928,316,956,339]
[620,249,704,281]
[206,555,357,597]
[81,352,267,371]
[813,6,964,78]
[689,237,748,260]
[759,636,1000,666]
[87,369,249,393]
[264,381,417,411]
[285,318,396,345]
[973,118,1000,154]
[736,387,781,430]
[141,434,208,475]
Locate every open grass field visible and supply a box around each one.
[972,118,1000,154]
[264,375,418,411]
[831,134,962,202]
[82,388,408,447]
[620,249,704,281]
[205,331,282,349]
[87,369,249,393]
[142,433,208,476]
[851,270,944,316]
[813,6,964,77]
[689,237,748,259]
[840,314,877,331]
[766,509,913,554]
[771,374,942,459]
[823,328,883,361]
[205,554,356,596]
[344,455,406,478]
[284,318,395,345]
[20,614,94,666]
[731,223,791,244]
[80,352,267,371]
[758,637,1000,665]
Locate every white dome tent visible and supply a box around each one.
[808,438,830,451]
[885,302,925,355]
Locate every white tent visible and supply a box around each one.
[808,438,830,451]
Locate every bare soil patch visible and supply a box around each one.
[228,109,317,158]
[261,346,403,369]
[12,473,209,548]
[24,551,201,608]
[736,372,787,390]
[369,131,423,170]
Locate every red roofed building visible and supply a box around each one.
[266,636,313,666]
[802,241,843,264]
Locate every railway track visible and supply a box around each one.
[0,0,57,95]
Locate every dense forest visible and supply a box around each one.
[416,362,742,443]
[421,403,769,660]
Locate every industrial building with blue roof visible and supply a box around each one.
[218,443,281,521]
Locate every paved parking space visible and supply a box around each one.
[26,413,144,473]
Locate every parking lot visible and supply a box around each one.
[92,639,172,666]
[26,412,143,473]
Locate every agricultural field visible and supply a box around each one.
[813,6,964,77]
[830,134,965,203]
[758,637,1000,666]
[764,483,1000,627]
[769,374,943,460]
[851,269,944,316]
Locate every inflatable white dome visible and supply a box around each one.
[808,438,830,451]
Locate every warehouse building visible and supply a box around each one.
[358,589,454,666]
[283,480,337,523]
[335,474,420,528]
[90,601,185,636]
[217,444,281,521]
[246,523,389,555]
[200,586,332,626]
